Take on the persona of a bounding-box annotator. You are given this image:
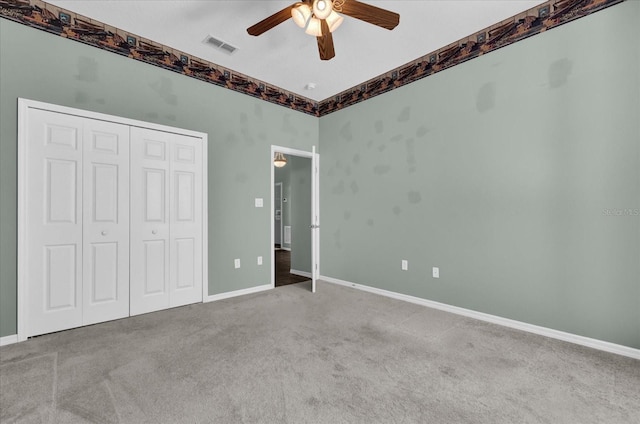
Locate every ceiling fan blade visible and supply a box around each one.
[316,19,335,60]
[247,4,296,36]
[339,0,399,30]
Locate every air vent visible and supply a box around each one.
[203,35,237,55]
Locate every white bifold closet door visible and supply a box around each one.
[27,109,130,336]
[82,119,130,325]
[130,127,202,316]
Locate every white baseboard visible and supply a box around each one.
[0,334,18,347]
[205,284,272,303]
[290,269,312,278]
[320,275,640,360]
[2,285,274,345]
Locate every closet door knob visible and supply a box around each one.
[152,229,157,235]
[101,231,108,236]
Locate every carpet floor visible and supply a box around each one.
[1,281,638,423]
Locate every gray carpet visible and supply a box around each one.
[1,281,638,423]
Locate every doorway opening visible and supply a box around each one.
[273,179,306,287]
[271,146,319,292]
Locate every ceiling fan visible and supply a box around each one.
[247,0,400,61]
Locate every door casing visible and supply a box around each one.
[270,145,319,292]
[274,182,283,247]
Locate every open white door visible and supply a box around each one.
[311,146,319,293]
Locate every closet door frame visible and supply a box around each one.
[17,98,209,342]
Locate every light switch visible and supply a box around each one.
[432,267,439,278]
[255,198,263,207]
[234,259,241,269]
[401,260,408,271]
[257,256,263,265]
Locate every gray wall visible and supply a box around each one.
[319,2,640,349]
[0,19,318,337]
[275,163,292,249]
[289,156,312,273]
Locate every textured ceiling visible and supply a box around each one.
[45,0,547,101]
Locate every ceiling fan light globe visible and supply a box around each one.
[291,3,312,28]
[325,10,344,32]
[274,152,287,167]
[313,0,333,20]
[305,17,323,37]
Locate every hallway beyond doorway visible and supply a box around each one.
[275,250,309,287]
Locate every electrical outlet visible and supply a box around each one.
[432,267,439,278]
[255,198,263,207]
[257,256,263,265]
[401,260,408,271]
[234,259,241,269]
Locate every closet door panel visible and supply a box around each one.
[175,238,195,289]
[90,242,118,301]
[143,239,167,294]
[130,127,171,315]
[170,136,203,307]
[27,109,84,336]
[82,120,130,325]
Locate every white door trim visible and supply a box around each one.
[17,98,208,342]
[311,146,320,293]
[270,145,319,290]
[274,182,283,247]
[17,99,29,341]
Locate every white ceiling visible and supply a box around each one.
[47,0,546,101]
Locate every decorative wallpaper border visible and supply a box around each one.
[319,0,625,116]
[0,0,320,115]
[0,0,626,117]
